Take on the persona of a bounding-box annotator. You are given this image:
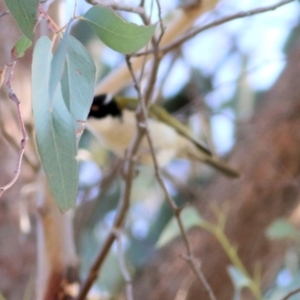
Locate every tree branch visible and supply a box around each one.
[136,0,295,56]
[281,288,300,300]
[0,59,28,197]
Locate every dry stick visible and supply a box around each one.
[281,288,300,300]
[126,36,217,300]
[86,0,145,15]
[136,0,295,57]
[76,105,146,300]
[76,133,144,300]
[0,60,28,197]
[115,230,134,300]
[142,0,164,106]
[141,101,217,300]
[0,121,37,171]
[126,1,217,296]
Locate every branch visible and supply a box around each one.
[77,73,149,299]
[126,23,217,300]
[0,59,28,197]
[281,288,300,300]
[95,0,219,95]
[136,0,295,56]
[86,0,145,15]
[115,230,134,300]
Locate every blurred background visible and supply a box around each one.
[1,0,300,299]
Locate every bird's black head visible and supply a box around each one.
[88,94,122,119]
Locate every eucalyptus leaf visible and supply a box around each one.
[83,6,156,54]
[156,206,204,248]
[32,36,78,212]
[49,31,70,102]
[13,36,32,58]
[61,36,96,122]
[4,0,38,40]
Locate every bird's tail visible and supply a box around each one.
[203,156,239,178]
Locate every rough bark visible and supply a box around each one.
[132,25,300,300]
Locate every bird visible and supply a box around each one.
[87,94,239,178]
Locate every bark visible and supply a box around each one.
[132,24,300,300]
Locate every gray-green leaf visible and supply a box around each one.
[49,31,69,102]
[13,36,32,58]
[61,35,96,122]
[83,6,156,54]
[32,36,78,212]
[4,0,38,40]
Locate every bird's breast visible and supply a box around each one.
[87,110,188,166]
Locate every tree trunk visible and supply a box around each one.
[132,25,300,300]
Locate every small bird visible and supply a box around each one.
[87,94,239,178]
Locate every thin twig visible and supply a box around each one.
[135,0,295,57]
[86,0,145,16]
[0,116,37,171]
[281,288,300,300]
[115,230,134,300]
[38,4,60,33]
[144,130,217,300]
[126,22,217,300]
[0,60,28,197]
[76,134,144,300]
[76,59,147,299]
[142,0,164,105]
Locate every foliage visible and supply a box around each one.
[5,2,155,211]
[1,0,300,299]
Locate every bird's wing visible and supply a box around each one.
[115,96,212,156]
[148,104,212,156]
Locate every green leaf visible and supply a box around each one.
[83,6,156,54]
[266,219,300,240]
[32,36,78,212]
[49,31,69,102]
[61,36,96,122]
[13,36,32,58]
[156,207,204,248]
[4,0,38,40]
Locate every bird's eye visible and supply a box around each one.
[91,105,99,111]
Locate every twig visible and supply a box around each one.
[281,288,300,300]
[115,230,134,300]
[76,60,147,299]
[0,59,28,197]
[135,0,295,57]
[86,0,145,16]
[126,24,217,300]
[76,130,144,300]
[142,0,164,105]
[0,116,38,171]
[145,134,217,300]
[38,4,60,33]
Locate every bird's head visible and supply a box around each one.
[88,94,122,119]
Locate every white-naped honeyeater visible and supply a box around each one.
[87,94,239,178]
